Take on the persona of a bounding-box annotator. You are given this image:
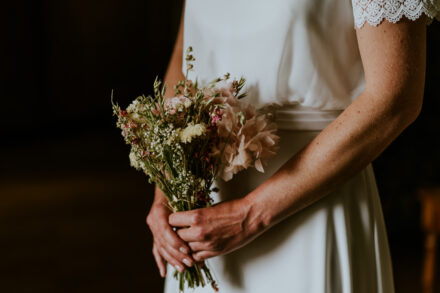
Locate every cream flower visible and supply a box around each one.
[184,99,192,108]
[165,96,192,114]
[127,98,147,123]
[129,151,141,170]
[180,123,207,143]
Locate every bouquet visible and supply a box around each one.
[112,47,279,292]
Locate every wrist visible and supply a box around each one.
[153,186,168,205]
[242,192,273,235]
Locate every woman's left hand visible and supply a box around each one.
[168,197,265,261]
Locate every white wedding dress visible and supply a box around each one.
[164,0,440,292]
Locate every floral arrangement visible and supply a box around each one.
[112,47,279,292]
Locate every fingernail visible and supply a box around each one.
[193,255,201,262]
[179,247,188,254]
[183,258,192,267]
[175,265,184,273]
[160,269,165,278]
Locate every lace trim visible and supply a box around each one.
[353,0,440,28]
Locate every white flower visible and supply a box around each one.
[129,151,141,170]
[165,96,192,114]
[166,128,181,145]
[126,98,147,123]
[184,99,192,108]
[126,99,140,113]
[180,123,207,143]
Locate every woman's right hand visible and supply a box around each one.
[146,201,195,277]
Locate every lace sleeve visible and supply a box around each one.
[352,0,440,28]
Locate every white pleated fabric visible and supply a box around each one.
[164,0,440,292]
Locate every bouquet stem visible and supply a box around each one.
[174,261,218,292]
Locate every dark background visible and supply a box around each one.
[1,1,439,292]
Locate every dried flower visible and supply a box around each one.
[112,47,278,293]
[180,123,207,143]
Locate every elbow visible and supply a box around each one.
[391,91,424,129]
[404,91,424,125]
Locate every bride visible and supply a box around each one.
[146,0,440,292]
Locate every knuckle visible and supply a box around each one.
[146,214,153,227]
[195,227,206,240]
[191,211,202,225]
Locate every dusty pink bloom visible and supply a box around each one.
[204,82,238,107]
[126,121,138,129]
[164,96,192,115]
[151,103,161,116]
[209,85,279,181]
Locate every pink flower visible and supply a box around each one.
[211,115,221,125]
[164,96,192,115]
[151,103,161,116]
[209,91,279,181]
[126,121,138,129]
[119,109,128,117]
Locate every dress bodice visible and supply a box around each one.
[182,0,440,110]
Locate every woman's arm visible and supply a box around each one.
[146,5,195,277]
[151,1,185,207]
[244,16,427,229]
[169,16,427,261]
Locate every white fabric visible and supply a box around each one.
[163,0,440,292]
[182,0,439,111]
[165,129,394,293]
[273,105,343,131]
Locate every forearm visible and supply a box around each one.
[245,90,421,230]
[163,5,185,99]
[153,6,185,203]
[244,16,427,232]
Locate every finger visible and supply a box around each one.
[158,245,185,273]
[188,241,214,252]
[152,244,167,277]
[164,242,195,267]
[177,227,205,242]
[193,250,218,262]
[161,225,192,255]
[169,210,200,227]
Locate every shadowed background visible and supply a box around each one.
[1,1,439,292]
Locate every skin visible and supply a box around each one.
[147,10,428,275]
[146,6,192,277]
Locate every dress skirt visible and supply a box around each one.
[164,106,395,293]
